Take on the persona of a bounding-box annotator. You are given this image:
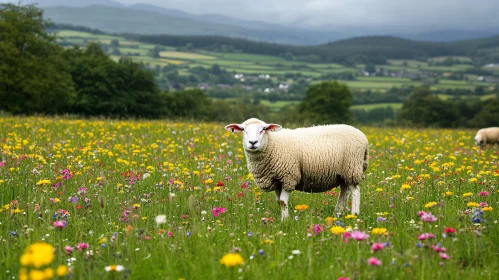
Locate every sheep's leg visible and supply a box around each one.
[275,188,282,205]
[335,185,350,212]
[348,185,360,215]
[277,189,290,221]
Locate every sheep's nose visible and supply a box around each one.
[249,140,258,145]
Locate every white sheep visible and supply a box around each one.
[474,127,499,149]
[225,118,369,220]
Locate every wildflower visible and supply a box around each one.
[338,277,350,280]
[478,191,490,197]
[424,202,437,208]
[312,224,322,235]
[376,188,383,192]
[345,214,357,219]
[419,211,437,222]
[291,250,302,255]
[325,216,336,225]
[350,230,369,241]
[212,207,226,217]
[56,265,68,277]
[220,253,244,267]
[444,191,453,196]
[469,178,478,183]
[330,226,345,235]
[155,215,167,225]
[400,184,411,190]
[371,228,387,235]
[418,233,436,240]
[439,253,450,260]
[432,245,447,253]
[371,243,384,252]
[471,208,485,223]
[443,228,456,234]
[65,246,74,254]
[368,257,382,266]
[133,203,140,209]
[19,242,55,268]
[53,220,66,229]
[76,243,89,251]
[462,192,473,197]
[482,206,493,211]
[377,216,387,222]
[294,204,308,211]
[467,202,480,207]
[105,265,125,272]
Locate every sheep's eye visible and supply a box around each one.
[241,128,244,131]
[262,127,267,131]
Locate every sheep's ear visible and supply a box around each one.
[225,124,244,132]
[265,123,282,132]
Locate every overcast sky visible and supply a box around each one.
[114,0,499,32]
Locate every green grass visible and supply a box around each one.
[351,103,403,111]
[259,100,299,111]
[1,116,498,279]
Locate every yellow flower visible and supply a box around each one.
[133,203,140,208]
[482,206,493,211]
[325,216,337,225]
[424,202,437,208]
[371,228,388,235]
[19,268,27,280]
[99,237,108,244]
[345,214,357,219]
[36,179,51,186]
[295,204,309,211]
[0,179,4,184]
[20,242,54,268]
[204,179,213,185]
[330,226,345,235]
[462,192,473,197]
[444,191,453,196]
[467,202,480,207]
[400,184,411,190]
[220,253,244,267]
[469,178,478,183]
[376,188,383,192]
[263,239,274,244]
[29,269,46,280]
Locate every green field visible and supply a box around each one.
[1,117,498,279]
[351,103,403,111]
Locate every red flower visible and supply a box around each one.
[443,228,456,234]
[216,181,225,187]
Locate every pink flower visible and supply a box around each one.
[479,202,488,207]
[0,161,4,168]
[77,243,89,251]
[338,278,350,280]
[371,243,384,252]
[439,253,450,260]
[343,232,350,243]
[167,231,173,237]
[368,257,382,266]
[420,211,437,222]
[350,230,369,241]
[432,245,447,253]
[418,233,436,240]
[478,191,489,197]
[65,246,74,254]
[212,207,226,217]
[53,220,66,229]
[312,224,322,235]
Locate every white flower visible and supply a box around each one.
[105,265,125,272]
[291,250,301,255]
[142,173,150,180]
[201,210,207,215]
[155,215,167,225]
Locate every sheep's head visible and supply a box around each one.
[225,118,282,152]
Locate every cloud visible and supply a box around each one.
[78,0,499,31]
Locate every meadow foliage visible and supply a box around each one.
[0,116,498,279]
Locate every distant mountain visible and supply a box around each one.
[16,0,124,7]
[402,30,497,42]
[41,5,349,45]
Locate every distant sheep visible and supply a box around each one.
[475,127,499,149]
[225,118,369,220]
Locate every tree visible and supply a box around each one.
[0,4,75,114]
[298,81,353,124]
[365,63,376,74]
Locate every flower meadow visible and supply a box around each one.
[0,116,498,280]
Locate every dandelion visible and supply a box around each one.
[155,215,167,225]
[467,202,480,207]
[462,192,473,197]
[220,253,244,267]
[424,202,437,208]
[371,228,387,235]
[345,214,357,219]
[56,265,68,277]
[400,184,411,190]
[294,204,308,211]
[330,226,345,235]
[368,257,382,266]
[482,206,493,211]
[20,242,55,268]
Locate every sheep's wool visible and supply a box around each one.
[244,123,369,193]
[475,127,499,147]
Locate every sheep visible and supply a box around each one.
[474,127,499,149]
[225,118,369,221]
